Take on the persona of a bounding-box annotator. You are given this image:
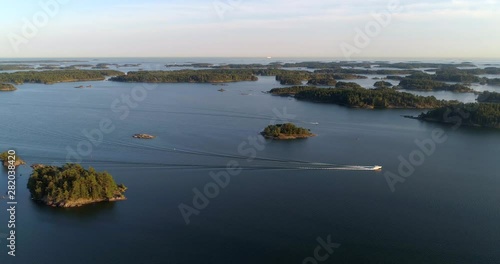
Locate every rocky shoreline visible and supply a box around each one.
[133,133,156,139]
[260,132,316,140]
[38,195,127,208]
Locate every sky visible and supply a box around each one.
[0,0,499,58]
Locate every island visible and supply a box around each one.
[133,133,156,139]
[269,86,448,109]
[477,91,500,103]
[0,83,17,91]
[0,151,25,167]
[374,81,393,88]
[0,70,124,84]
[397,72,474,92]
[414,103,500,129]
[27,163,127,208]
[109,70,259,83]
[261,123,315,140]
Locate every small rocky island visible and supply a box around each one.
[0,151,25,167]
[133,133,156,139]
[0,83,17,91]
[261,123,315,140]
[27,164,127,208]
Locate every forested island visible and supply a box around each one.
[416,103,500,129]
[269,86,448,109]
[0,83,17,91]
[0,64,34,71]
[109,70,259,83]
[261,123,315,140]
[0,151,25,167]
[397,72,473,92]
[0,70,124,84]
[27,164,127,208]
[477,91,500,103]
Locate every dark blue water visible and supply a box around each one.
[1,60,500,264]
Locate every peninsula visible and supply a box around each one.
[269,86,448,109]
[415,103,500,129]
[27,164,127,208]
[261,123,315,140]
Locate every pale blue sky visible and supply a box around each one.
[1,0,499,58]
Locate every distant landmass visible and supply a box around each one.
[269,86,449,109]
[415,103,500,129]
[0,70,123,84]
[109,70,259,83]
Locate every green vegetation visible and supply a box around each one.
[477,91,500,103]
[335,82,363,89]
[486,78,500,86]
[463,67,500,75]
[275,71,311,85]
[0,83,17,91]
[27,164,127,207]
[397,72,473,92]
[269,86,448,109]
[0,70,123,84]
[418,103,500,129]
[0,151,25,167]
[307,74,338,86]
[281,61,474,69]
[374,81,393,88]
[261,123,314,140]
[0,64,33,71]
[110,70,259,83]
[269,86,319,96]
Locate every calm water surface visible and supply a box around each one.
[0,60,499,264]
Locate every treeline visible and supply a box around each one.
[269,86,448,109]
[27,164,127,206]
[280,61,475,69]
[275,72,310,85]
[275,72,367,85]
[0,64,33,71]
[402,67,500,87]
[0,83,16,91]
[110,70,259,83]
[262,123,312,138]
[0,70,123,84]
[418,103,500,128]
[477,91,500,103]
[397,72,473,92]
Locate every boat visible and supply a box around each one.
[218,88,226,92]
[372,166,383,171]
[74,85,84,88]
[311,122,319,125]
